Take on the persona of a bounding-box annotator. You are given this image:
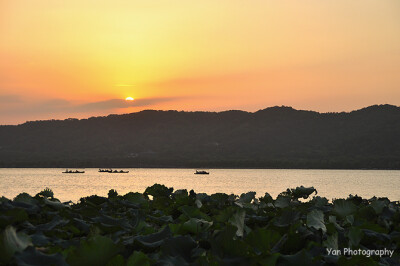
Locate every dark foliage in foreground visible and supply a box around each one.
[1,104,400,169]
[1,185,399,265]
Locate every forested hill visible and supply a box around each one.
[0,104,399,169]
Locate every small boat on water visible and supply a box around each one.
[110,170,129,173]
[194,170,209,175]
[62,169,85,174]
[99,168,112,173]
[99,168,129,173]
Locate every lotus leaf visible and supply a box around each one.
[0,226,32,264]
[237,191,256,204]
[274,196,291,209]
[126,251,152,266]
[348,227,363,247]
[323,232,338,250]
[160,235,198,263]
[370,200,387,214]
[14,193,37,205]
[182,218,213,234]
[1,185,399,265]
[278,249,316,266]
[289,186,317,199]
[245,228,281,254]
[273,210,300,227]
[228,209,246,237]
[65,235,122,266]
[15,246,68,266]
[333,199,357,218]
[307,209,326,233]
[105,254,124,266]
[131,226,172,250]
[144,184,173,198]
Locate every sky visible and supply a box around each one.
[1,0,400,124]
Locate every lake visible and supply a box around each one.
[0,168,399,202]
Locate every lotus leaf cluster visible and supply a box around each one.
[0,185,399,265]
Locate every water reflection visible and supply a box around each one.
[0,168,399,202]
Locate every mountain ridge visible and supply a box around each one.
[2,104,398,127]
[0,104,399,169]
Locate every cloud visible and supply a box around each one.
[73,97,177,112]
[0,97,179,116]
[36,99,72,112]
[0,94,23,103]
[1,96,185,124]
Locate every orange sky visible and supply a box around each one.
[1,0,400,124]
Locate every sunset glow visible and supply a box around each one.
[125,97,134,101]
[0,1,399,124]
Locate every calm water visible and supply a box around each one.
[0,168,399,202]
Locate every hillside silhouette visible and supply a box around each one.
[0,104,399,169]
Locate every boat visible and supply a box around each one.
[194,170,209,175]
[110,170,129,173]
[99,168,112,173]
[62,169,85,174]
[99,168,129,173]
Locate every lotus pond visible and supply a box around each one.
[0,184,399,265]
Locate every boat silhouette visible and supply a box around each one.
[99,168,129,173]
[110,170,129,173]
[99,168,112,173]
[62,169,85,174]
[194,170,209,175]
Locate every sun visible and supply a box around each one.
[125,97,134,101]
